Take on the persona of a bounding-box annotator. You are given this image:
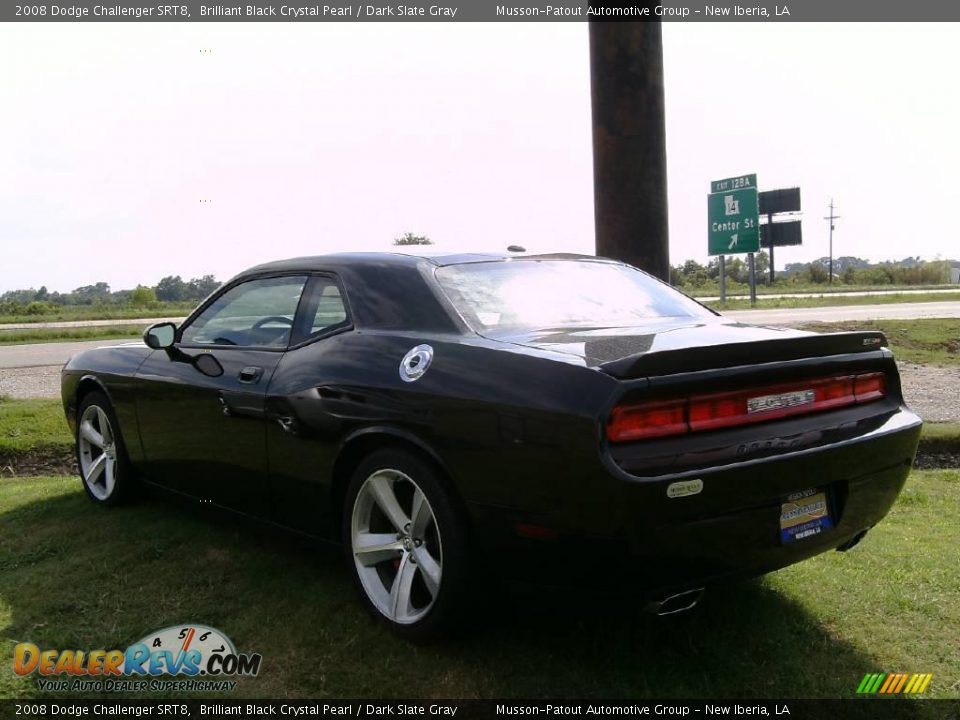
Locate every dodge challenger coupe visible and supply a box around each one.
[61,252,922,639]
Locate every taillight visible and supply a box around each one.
[608,399,686,442]
[607,372,888,443]
[854,372,886,402]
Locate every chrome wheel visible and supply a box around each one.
[78,404,117,501]
[351,468,443,625]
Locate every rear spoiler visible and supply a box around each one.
[598,331,888,379]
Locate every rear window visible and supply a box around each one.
[434,260,712,334]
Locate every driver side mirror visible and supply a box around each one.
[144,322,177,350]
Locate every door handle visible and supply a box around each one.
[238,366,264,384]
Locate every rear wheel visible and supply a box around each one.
[76,391,136,506]
[344,448,468,641]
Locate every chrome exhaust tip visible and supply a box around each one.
[645,587,705,616]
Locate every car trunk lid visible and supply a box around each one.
[488,319,887,377]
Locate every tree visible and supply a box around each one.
[155,276,187,302]
[72,282,111,305]
[393,233,433,246]
[186,275,220,300]
[754,251,769,279]
[130,285,157,306]
[808,262,829,284]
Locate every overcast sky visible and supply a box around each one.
[1,22,957,293]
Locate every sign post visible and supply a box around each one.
[708,174,760,304]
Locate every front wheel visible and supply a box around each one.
[76,391,136,506]
[344,448,469,641]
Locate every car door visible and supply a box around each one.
[135,274,308,515]
[261,274,354,534]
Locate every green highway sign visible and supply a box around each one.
[711,173,757,194]
[708,174,760,256]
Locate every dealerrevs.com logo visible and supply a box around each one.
[13,624,261,693]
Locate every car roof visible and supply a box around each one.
[240,251,611,276]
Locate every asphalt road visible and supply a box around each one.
[724,300,960,325]
[1,301,957,370]
[0,339,139,369]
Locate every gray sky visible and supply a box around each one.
[1,22,957,293]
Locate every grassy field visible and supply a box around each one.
[689,283,959,298]
[0,326,142,346]
[797,319,960,367]
[0,398,71,455]
[0,469,956,703]
[0,303,193,326]
[0,395,957,703]
[705,290,960,311]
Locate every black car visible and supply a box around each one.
[61,252,922,639]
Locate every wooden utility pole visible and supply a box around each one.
[589,21,670,282]
[824,199,840,283]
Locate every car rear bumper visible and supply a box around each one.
[475,407,922,596]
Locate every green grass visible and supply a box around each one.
[688,283,959,298]
[706,290,960,311]
[797,319,960,367]
[0,470,957,702]
[0,327,142,346]
[0,398,70,454]
[0,303,193,326]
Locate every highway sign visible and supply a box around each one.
[759,187,801,215]
[761,219,803,247]
[708,178,759,256]
[711,173,757,194]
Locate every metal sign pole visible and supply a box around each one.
[748,253,757,306]
[719,255,726,303]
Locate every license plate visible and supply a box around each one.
[780,487,833,543]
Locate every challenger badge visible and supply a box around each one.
[747,389,816,414]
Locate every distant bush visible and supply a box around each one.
[24,301,54,316]
[130,286,158,306]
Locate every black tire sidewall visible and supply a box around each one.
[342,447,469,642]
[76,391,134,506]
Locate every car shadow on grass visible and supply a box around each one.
[0,481,927,712]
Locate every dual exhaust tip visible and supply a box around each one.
[645,587,705,616]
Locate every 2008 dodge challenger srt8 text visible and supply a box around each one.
[62,252,922,639]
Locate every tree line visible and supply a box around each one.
[1,232,433,317]
[0,275,221,316]
[671,254,955,289]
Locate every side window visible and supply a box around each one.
[290,276,350,345]
[180,276,307,348]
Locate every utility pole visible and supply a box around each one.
[766,210,776,283]
[824,199,840,283]
[589,22,670,281]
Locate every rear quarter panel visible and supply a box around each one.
[264,330,620,535]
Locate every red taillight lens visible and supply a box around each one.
[607,399,686,442]
[854,372,886,402]
[607,372,888,443]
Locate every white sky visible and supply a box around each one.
[1,22,957,293]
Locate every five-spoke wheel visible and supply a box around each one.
[344,448,467,640]
[76,392,134,505]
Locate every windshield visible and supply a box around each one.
[434,260,713,334]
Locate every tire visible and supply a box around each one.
[75,391,137,506]
[343,447,469,641]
